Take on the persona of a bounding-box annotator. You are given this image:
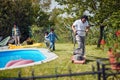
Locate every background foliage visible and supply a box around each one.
[0,0,37,42]
[0,0,120,45]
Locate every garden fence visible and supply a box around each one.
[2,58,120,80]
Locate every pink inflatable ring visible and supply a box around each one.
[5,59,34,67]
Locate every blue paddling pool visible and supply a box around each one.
[0,48,58,70]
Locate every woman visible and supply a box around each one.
[12,23,21,45]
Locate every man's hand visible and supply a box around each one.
[73,29,77,34]
[85,29,89,33]
[72,25,77,35]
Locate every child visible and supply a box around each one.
[44,32,50,48]
[47,28,58,51]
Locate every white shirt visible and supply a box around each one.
[73,19,89,36]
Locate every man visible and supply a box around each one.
[71,15,90,56]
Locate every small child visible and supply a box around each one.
[44,32,50,48]
[47,28,58,51]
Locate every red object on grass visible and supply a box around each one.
[108,50,120,70]
[100,39,106,45]
[115,30,120,37]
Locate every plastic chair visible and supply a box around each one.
[0,36,10,46]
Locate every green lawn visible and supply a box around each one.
[0,43,108,80]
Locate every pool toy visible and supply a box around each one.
[5,59,34,67]
[9,43,43,49]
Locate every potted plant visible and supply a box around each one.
[102,11,120,70]
[107,30,120,70]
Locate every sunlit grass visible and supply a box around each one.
[0,43,108,80]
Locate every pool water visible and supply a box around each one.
[0,49,46,68]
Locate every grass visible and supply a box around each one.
[0,43,108,80]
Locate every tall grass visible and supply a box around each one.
[0,43,108,80]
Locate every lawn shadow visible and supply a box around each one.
[85,59,95,64]
[85,55,107,64]
[87,55,107,59]
[55,49,73,52]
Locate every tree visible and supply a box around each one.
[55,0,120,44]
[0,0,38,42]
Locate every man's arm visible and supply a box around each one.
[85,26,90,32]
[71,25,76,34]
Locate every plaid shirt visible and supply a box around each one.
[12,27,20,36]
